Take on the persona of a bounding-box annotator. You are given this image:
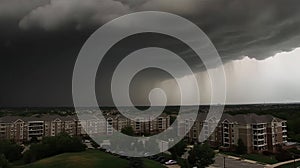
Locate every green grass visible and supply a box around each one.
[221,152,278,164]
[243,154,278,164]
[15,150,166,168]
[143,159,166,168]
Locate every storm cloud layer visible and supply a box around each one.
[1,0,300,106]
[5,0,300,60]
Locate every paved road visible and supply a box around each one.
[165,165,180,168]
[210,154,265,168]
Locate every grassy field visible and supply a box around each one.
[221,152,278,164]
[15,150,166,168]
[243,154,278,164]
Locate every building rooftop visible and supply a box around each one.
[0,114,78,123]
[221,113,285,124]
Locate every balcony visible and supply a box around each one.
[253,143,267,147]
[253,134,265,139]
[223,131,229,135]
[28,125,43,128]
[252,127,266,131]
[29,128,43,131]
[28,125,43,127]
[252,124,266,130]
[28,132,43,135]
[253,131,266,135]
[282,123,287,127]
[253,139,265,143]
[224,136,229,139]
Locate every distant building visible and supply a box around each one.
[0,115,81,142]
[0,112,287,154]
[0,113,170,142]
[107,113,170,135]
[184,113,288,153]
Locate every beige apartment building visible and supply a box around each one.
[0,115,82,142]
[106,113,170,135]
[0,112,286,154]
[184,113,288,153]
[0,113,170,142]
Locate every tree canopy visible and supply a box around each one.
[121,126,135,136]
[188,143,215,168]
[23,133,85,164]
[0,140,23,162]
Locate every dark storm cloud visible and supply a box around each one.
[139,0,300,60]
[193,0,300,60]
[12,0,300,61]
[0,0,48,19]
[19,0,131,31]
[1,0,300,106]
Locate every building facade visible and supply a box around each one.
[0,115,82,142]
[184,113,288,153]
[0,112,287,154]
[0,113,170,142]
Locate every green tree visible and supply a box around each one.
[236,139,247,155]
[23,133,85,163]
[169,140,187,159]
[0,140,23,162]
[30,136,39,144]
[188,143,215,168]
[0,154,9,168]
[121,126,135,136]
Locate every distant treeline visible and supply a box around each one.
[0,107,76,117]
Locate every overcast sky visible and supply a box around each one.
[1,0,300,106]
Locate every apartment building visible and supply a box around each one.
[107,113,170,135]
[179,113,221,144]
[0,113,170,142]
[184,113,288,153]
[0,117,27,142]
[28,121,44,140]
[0,115,82,142]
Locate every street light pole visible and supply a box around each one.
[293,155,295,168]
[223,156,226,168]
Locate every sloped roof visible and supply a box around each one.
[221,113,284,124]
[0,114,78,123]
[194,113,285,125]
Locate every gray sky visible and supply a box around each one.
[1,0,300,106]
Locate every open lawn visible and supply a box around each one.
[243,154,278,164]
[16,150,166,168]
[221,152,278,164]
